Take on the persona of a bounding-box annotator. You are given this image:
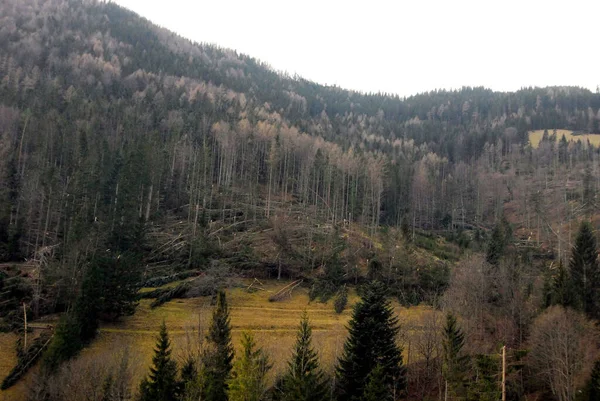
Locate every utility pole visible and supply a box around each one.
[502,345,506,401]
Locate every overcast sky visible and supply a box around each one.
[113,0,599,97]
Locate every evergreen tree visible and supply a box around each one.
[227,332,271,401]
[486,220,508,266]
[336,281,405,400]
[76,261,102,343]
[362,364,391,401]
[545,261,576,308]
[442,313,469,399]
[203,290,235,401]
[94,251,141,320]
[42,313,83,371]
[569,221,600,319]
[42,262,102,371]
[589,360,600,401]
[277,312,329,401]
[558,134,569,164]
[467,354,500,401]
[139,321,180,401]
[334,286,348,314]
[179,356,198,393]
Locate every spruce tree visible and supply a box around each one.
[336,281,405,400]
[227,332,271,401]
[42,313,83,371]
[569,221,600,319]
[203,290,235,401]
[545,261,576,308]
[139,321,180,401]
[442,313,469,399]
[486,221,506,266]
[278,312,329,401]
[362,364,392,401]
[42,262,101,371]
[179,356,198,393]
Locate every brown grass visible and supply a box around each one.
[1,279,434,400]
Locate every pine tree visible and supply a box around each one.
[362,364,392,401]
[277,312,329,401]
[442,313,469,399]
[139,321,180,401]
[203,290,235,401]
[569,221,600,319]
[336,281,406,400]
[227,332,271,401]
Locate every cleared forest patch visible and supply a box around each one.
[529,129,600,148]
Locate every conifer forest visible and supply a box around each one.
[1,1,600,400]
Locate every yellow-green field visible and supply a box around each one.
[529,129,600,148]
[0,280,433,401]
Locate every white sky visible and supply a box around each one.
[113,0,599,97]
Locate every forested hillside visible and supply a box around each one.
[2,0,600,400]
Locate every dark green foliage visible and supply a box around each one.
[367,258,384,281]
[413,233,461,262]
[42,259,105,371]
[558,134,569,164]
[400,215,411,241]
[76,262,102,343]
[0,157,21,262]
[333,286,348,314]
[544,261,576,308]
[588,360,600,401]
[486,219,512,266]
[394,261,450,306]
[442,313,470,398]
[362,364,391,401]
[139,321,180,401]
[277,313,330,401]
[179,356,198,391]
[309,230,347,302]
[93,252,141,320]
[569,221,600,318]
[202,290,235,401]
[336,281,406,400]
[467,354,500,401]
[42,313,83,372]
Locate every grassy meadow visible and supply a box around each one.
[528,129,600,148]
[0,279,434,401]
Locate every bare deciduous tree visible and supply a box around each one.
[529,306,598,401]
